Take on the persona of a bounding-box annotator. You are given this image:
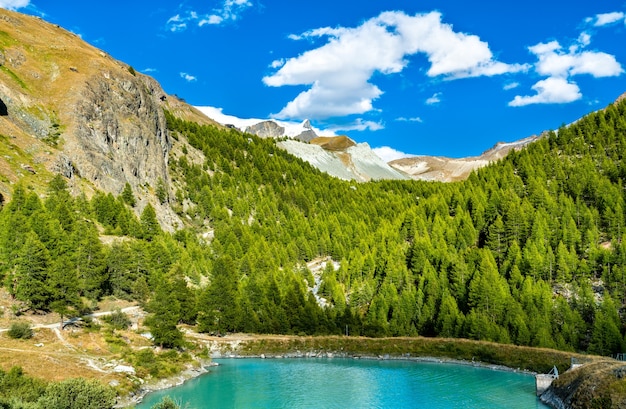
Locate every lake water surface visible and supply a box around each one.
[136,358,549,408]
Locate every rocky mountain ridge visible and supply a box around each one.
[278,138,410,182]
[0,8,215,230]
[2,7,623,227]
[390,135,541,182]
[201,109,542,183]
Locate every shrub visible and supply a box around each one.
[102,309,131,330]
[152,396,181,409]
[37,378,116,409]
[7,322,33,339]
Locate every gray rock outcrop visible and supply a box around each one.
[293,129,317,142]
[243,119,318,142]
[293,119,317,142]
[245,120,285,138]
[69,71,171,196]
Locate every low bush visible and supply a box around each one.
[102,309,131,330]
[7,322,33,340]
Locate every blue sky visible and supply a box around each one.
[3,1,626,159]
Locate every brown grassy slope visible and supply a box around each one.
[0,8,217,199]
[0,329,121,383]
[310,136,357,151]
[0,9,218,128]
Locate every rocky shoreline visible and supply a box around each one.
[539,389,567,409]
[115,360,216,408]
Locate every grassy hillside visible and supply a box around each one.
[0,8,217,203]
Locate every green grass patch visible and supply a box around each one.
[0,30,16,47]
[126,348,194,379]
[0,65,27,89]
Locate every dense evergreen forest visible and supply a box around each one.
[2,98,626,357]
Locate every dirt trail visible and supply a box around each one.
[0,306,141,333]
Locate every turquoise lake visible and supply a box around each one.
[136,358,550,408]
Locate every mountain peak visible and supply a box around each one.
[0,8,214,230]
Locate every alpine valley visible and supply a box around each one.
[2,7,626,409]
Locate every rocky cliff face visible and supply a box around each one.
[0,8,215,230]
[69,71,171,195]
[245,120,286,138]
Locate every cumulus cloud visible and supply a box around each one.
[503,82,520,90]
[509,77,582,106]
[589,11,625,27]
[0,0,29,9]
[373,146,414,162]
[425,92,442,105]
[530,40,622,78]
[264,11,525,120]
[510,34,623,107]
[167,0,252,31]
[180,72,197,82]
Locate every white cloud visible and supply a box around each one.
[425,92,442,105]
[326,118,384,132]
[396,116,423,122]
[373,146,414,162]
[530,40,622,78]
[264,11,524,120]
[592,11,625,27]
[576,32,591,48]
[194,106,337,137]
[510,34,623,107]
[270,59,285,69]
[503,82,520,90]
[509,77,581,106]
[167,14,188,32]
[200,15,224,25]
[180,72,197,82]
[167,0,252,31]
[0,0,29,9]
